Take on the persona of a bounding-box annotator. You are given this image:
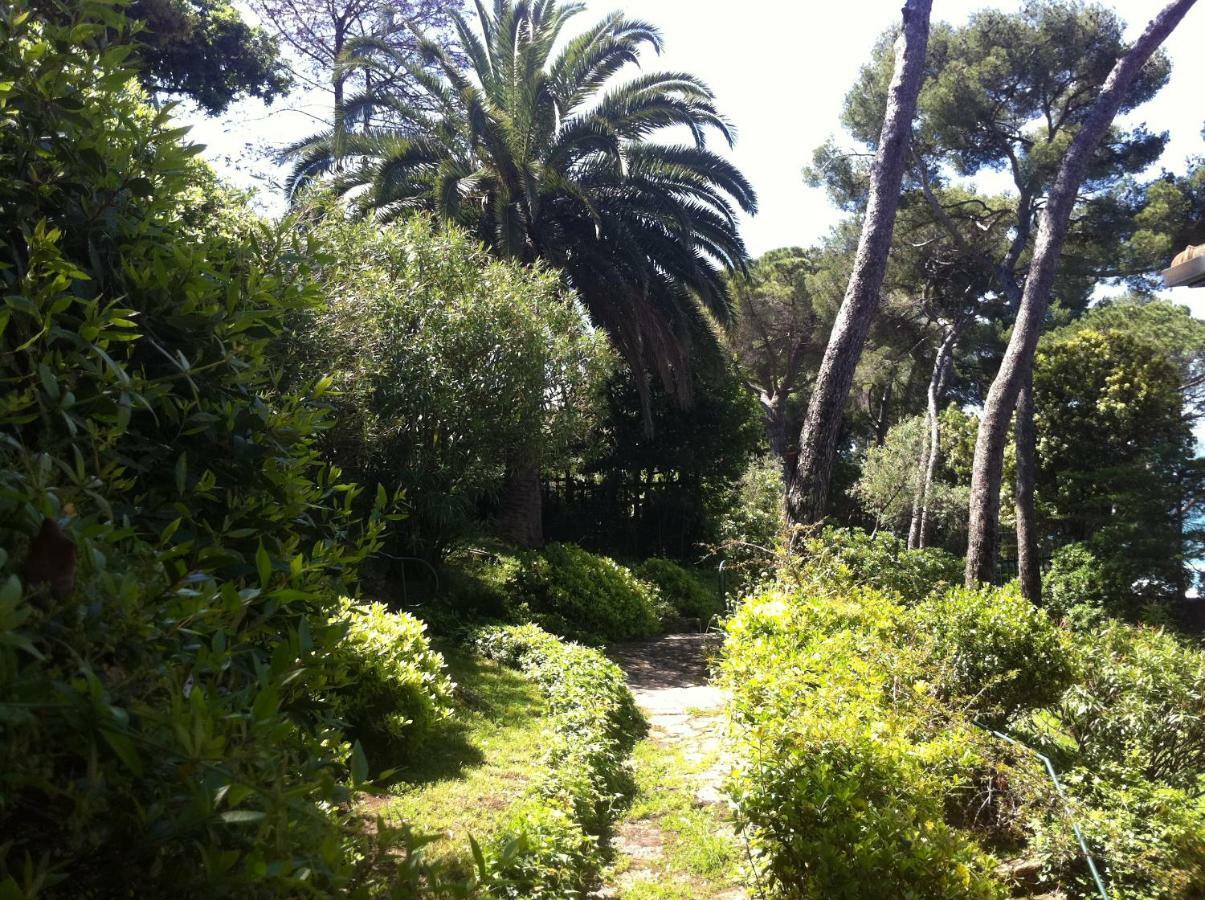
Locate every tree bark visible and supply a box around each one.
[1015,368,1041,600]
[909,322,958,549]
[787,0,932,526]
[496,453,544,549]
[964,0,1198,586]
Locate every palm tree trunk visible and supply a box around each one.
[496,453,544,549]
[1015,369,1041,600]
[909,322,958,549]
[787,0,932,526]
[964,0,1198,586]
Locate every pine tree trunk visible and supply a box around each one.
[496,454,544,549]
[787,0,933,526]
[1015,370,1041,601]
[910,323,958,549]
[964,0,1198,586]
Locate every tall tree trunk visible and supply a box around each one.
[1015,369,1041,600]
[964,0,1198,586]
[909,322,958,549]
[787,0,932,526]
[496,454,544,549]
[760,391,790,470]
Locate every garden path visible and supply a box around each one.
[597,632,750,899]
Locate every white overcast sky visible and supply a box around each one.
[187,0,1205,297]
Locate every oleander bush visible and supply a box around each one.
[472,624,645,896]
[724,528,1205,899]
[722,587,1010,898]
[1053,623,1205,790]
[796,527,961,605]
[287,207,611,563]
[635,558,723,622]
[332,600,455,757]
[506,543,662,642]
[0,3,393,893]
[912,583,1079,724]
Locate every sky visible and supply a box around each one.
[188,0,1205,299]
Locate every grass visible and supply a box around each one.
[606,728,746,899]
[367,647,549,874]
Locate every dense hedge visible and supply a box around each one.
[795,527,962,605]
[472,624,645,896]
[722,587,1013,897]
[507,543,663,642]
[333,600,455,756]
[635,558,724,622]
[723,530,1205,899]
[0,4,395,893]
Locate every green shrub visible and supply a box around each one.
[635,558,723,622]
[508,543,662,642]
[290,208,612,562]
[1028,771,1205,900]
[1043,543,1121,627]
[722,588,1007,898]
[332,600,455,756]
[473,624,645,895]
[797,526,962,604]
[714,452,785,590]
[912,583,1079,723]
[1055,623,1205,790]
[0,3,389,893]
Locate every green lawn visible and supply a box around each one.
[365,648,549,874]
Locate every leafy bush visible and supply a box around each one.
[1055,623,1205,790]
[0,4,389,893]
[722,587,1008,897]
[714,452,785,590]
[912,583,1079,723]
[1043,543,1122,627]
[507,544,662,642]
[332,600,455,756]
[797,527,962,604]
[473,624,645,896]
[635,558,723,622]
[289,207,611,561]
[726,531,1205,899]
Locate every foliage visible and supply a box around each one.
[507,544,662,643]
[547,360,763,560]
[722,586,1009,898]
[727,531,1205,899]
[854,405,977,544]
[1043,543,1122,627]
[635,558,722,622]
[1054,623,1205,791]
[1035,322,1197,603]
[285,0,756,420]
[129,0,291,113]
[332,599,455,757]
[714,452,785,591]
[912,584,1078,724]
[473,624,645,897]
[0,4,387,893]
[796,527,962,605]
[289,208,611,562]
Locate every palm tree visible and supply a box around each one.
[286,0,756,545]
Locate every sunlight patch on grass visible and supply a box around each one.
[608,738,745,898]
[373,649,549,872]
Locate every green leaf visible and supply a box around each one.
[219,810,266,825]
[350,740,369,786]
[255,542,271,587]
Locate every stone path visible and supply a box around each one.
[597,632,749,899]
